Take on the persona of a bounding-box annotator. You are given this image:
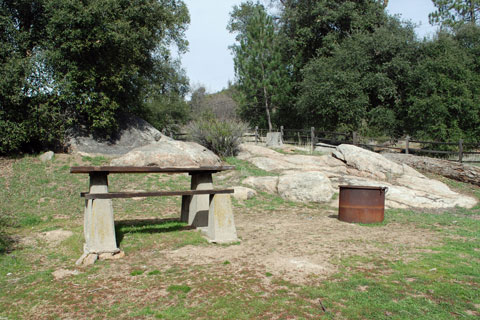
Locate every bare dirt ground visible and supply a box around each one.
[162,205,440,284]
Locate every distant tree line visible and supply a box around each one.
[228,0,480,143]
[0,0,190,154]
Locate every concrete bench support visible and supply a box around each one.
[205,194,238,243]
[83,173,119,255]
[185,173,213,227]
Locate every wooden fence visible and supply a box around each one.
[246,126,480,163]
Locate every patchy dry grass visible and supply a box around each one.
[0,155,479,319]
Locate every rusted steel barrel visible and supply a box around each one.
[338,185,388,223]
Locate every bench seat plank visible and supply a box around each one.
[81,189,234,199]
[71,166,235,174]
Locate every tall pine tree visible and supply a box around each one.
[228,2,288,131]
[429,0,480,29]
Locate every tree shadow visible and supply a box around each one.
[115,217,195,246]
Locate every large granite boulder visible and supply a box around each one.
[242,171,334,203]
[242,176,279,194]
[68,116,169,155]
[333,144,423,180]
[238,143,477,209]
[110,140,221,167]
[278,171,334,203]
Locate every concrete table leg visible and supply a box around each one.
[205,194,238,243]
[83,173,119,255]
[187,173,213,227]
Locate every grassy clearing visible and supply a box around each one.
[0,155,479,319]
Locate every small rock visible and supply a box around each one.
[39,151,54,162]
[52,269,80,280]
[429,268,437,272]
[233,186,257,201]
[41,229,73,245]
[99,251,125,260]
[83,253,98,266]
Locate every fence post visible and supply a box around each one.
[352,131,358,146]
[280,126,284,142]
[459,139,464,163]
[405,135,410,155]
[311,127,315,153]
[255,126,259,144]
[297,132,301,146]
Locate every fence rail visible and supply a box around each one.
[246,127,480,163]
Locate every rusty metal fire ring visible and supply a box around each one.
[338,185,388,224]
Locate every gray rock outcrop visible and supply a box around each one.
[68,116,169,155]
[278,171,334,202]
[238,143,477,209]
[111,139,221,167]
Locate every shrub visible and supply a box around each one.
[186,116,248,158]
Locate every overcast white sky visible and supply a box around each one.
[181,0,439,94]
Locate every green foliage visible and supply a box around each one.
[189,86,239,121]
[186,116,248,158]
[403,30,480,142]
[228,2,290,131]
[0,0,190,154]
[143,94,190,134]
[232,0,480,143]
[297,13,416,136]
[429,0,480,29]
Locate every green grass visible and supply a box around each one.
[224,157,278,177]
[81,155,109,166]
[130,269,145,276]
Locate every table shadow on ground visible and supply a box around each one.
[115,218,195,246]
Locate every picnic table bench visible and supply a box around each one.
[71,166,238,263]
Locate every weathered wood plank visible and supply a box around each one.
[81,189,235,199]
[70,166,235,174]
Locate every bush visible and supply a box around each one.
[186,116,248,158]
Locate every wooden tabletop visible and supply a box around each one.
[70,166,235,174]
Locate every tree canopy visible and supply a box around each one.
[429,0,480,29]
[0,0,190,154]
[228,0,480,143]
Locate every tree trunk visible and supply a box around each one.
[263,86,273,132]
[383,153,480,186]
[260,60,273,132]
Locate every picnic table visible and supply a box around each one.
[70,166,237,262]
